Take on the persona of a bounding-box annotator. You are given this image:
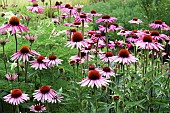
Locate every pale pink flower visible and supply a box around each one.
[79,70,110,88]
[11,46,40,62]
[97,66,115,78]
[100,51,114,62]
[43,55,63,68]
[33,86,57,103]
[96,15,117,23]
[149,20,169,30]
[0,16,29,34]
[112,49,138,64]
[3,89,29,105]
[27,2,44,14]
[30,56,47,70]
[5,74,18,81]
[30,103,46,113]
[129,18,142,24]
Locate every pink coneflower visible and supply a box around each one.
[136,35,164,51]
[43,55,63,68]
[97,66,115,78]
[0,38,8,46]
[66,32,88,49]
[126,34,139,43]
[0,16,29,34]
[61,4,71,13]
[149,20,169,29]
[108,41,115,49]
[30,103,46,112]
[100,51,114,62]
[78,51,94,61]
[51,92,63,103]
[3,89,29,105]
[150,31,169,41]
[51,1,61,9]
[79,70,110,88]
[11,46,40,62]
[113,49,138,64]
[5,74,18,81]
[87,10,102,17]
[110,23,123,31]
[25,34,37,44]
[96,15,117,23]
[28,0,36,2]
[27,2,44,14]
[70,55,85,64]
[117,29,131,37]
[74,13,92,22]
[33,86,56,103]
[30,56,47,70]
[91,33,105,41]
[128,18,142,24]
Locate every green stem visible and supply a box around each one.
[14,34,19,82]
[105,22,108,52]
[16,105,20,113]
[92,16,95,30]
[2,45,7,74]
[94,87,98,113]
[24,61,28,83]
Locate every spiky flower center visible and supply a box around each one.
[49,55,57,60]
[33,3,38,7]
[95,34,101,37]
[151,31,159,36]
[65,4,70,8]
[11,89,22,98]
[132,30,137,33]
[55,1,60,6]
[74,22,81,25]
[143,35,152,42]
[88,70,100,80]
[91,10,96,14]
[133,18,138,21]
[132,34,138,39]
[106,52,113,57]
[9,16,20,26]
[70,29,76,32]
[154,20,162,24]
[40,86,50,94]
[34,105,41,111]
[68,6,73,9]
[72,32,84,42]
[118,49,129,58]
[103,66,110,72]
[79,52,86,58]
[89,64,95,70]
[80,14,87,18]
[20,46,30,54]
[37,56,45,63]
[102,15,110,19]
[112,23,118,27]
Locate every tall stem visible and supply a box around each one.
[105,22,108,52]
[94,87,98,113]
[24,61,28,83]
[2,45,7,73]
[14,34,19,82]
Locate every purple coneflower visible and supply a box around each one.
[126,34,139,43]
[30,103,46,113]
[149,20,169,30]
[0,38,8,46]
[150,31,169,41]
[5,74,18,81]
[96,15,117,23]
[79,70,110,88]
[100,51,114,62]
[33,86,56,103]
[97,66,115,78]
[74,13,92,22]
[66,32,88,49]
[70,55,85,64]
[136,35,164,51]
[30,56,47,70]
[112,49,138,64]
[3,89,29,105]
[43,55,63,68]
[128,18,142,24]
[87,10,102,17]
[11,46,40,62]
[0,16,29,34]
[51,1,61,9]
[27,2,44,14]
[91,33,105,41]
[25,34,37,45]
